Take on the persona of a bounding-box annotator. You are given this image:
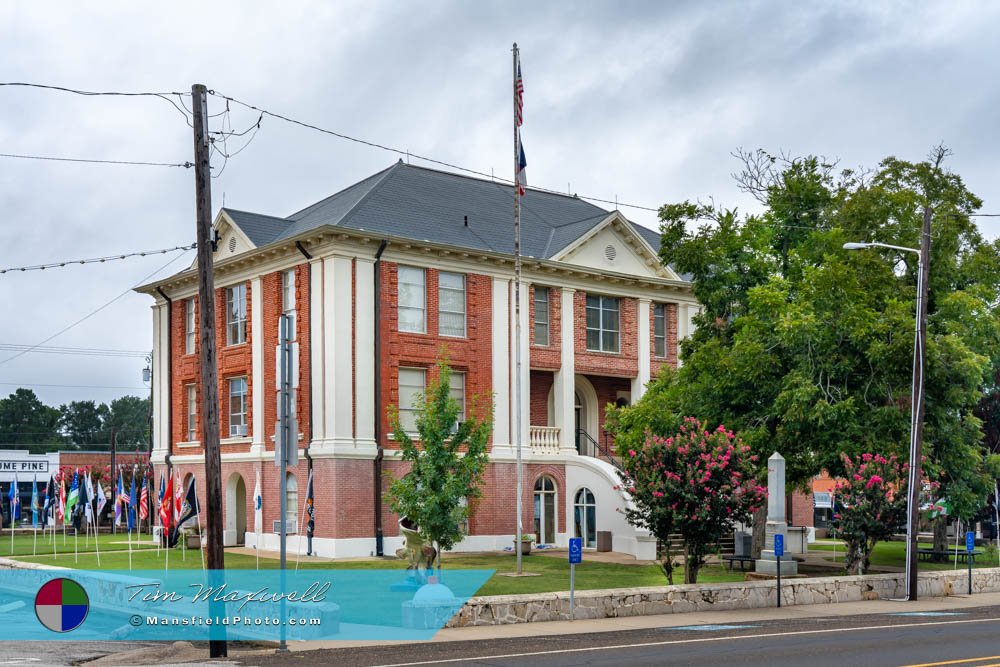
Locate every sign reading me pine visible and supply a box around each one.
[0,461,50,473]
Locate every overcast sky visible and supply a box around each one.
[1,1,999,411]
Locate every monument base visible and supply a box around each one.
[755,551,798,576]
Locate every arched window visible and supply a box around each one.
[574,487,596,548]
[285,472,298,533]
[533,476,557,545]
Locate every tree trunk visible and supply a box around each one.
[933,516,948,553]
[751,506,767,559]
[683,543,701,584]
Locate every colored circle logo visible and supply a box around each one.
[34,578,89,633]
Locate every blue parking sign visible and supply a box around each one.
[966,531,975,553]
[774,533,784,557]
[568,537,583,564]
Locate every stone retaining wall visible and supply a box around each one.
[447,568,1000,627]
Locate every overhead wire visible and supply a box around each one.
[0,243,196,274]
[0,152,192,168]
[0,344,149,358]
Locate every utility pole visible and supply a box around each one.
[110,427,116,534]
[191,83,227,658]
[906,204,931,601]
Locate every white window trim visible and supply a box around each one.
[184,298,196,354]
[397,367,426,434]
[450,371,466,427]
[438,271,467,338]
[397,266,427,334]
[585,294,621,354]
[653,302,667,359]
[228,376,248,437]
[534,287,550,346]
[185,383,197,442]
[226,283,247,346]
[282,269,297,341]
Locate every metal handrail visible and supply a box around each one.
[576,429,622,470]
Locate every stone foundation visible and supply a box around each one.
[447,567,1000,627]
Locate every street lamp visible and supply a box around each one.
[843,239,926,601]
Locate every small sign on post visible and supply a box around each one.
[568,537,582,621]
[774,533,784,608]
[967,530,975,596]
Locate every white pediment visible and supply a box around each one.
[551,213,679,281]
[188,211,257,269]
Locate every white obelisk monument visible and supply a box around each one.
[756,452,798,575]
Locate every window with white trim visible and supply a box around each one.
[534,287,550,346]
[282,269,296,340]
[226,283,247,345]
[185,384,197,441]
[397,266,426,333]
[449,371,466,423]
[653,303,666,358]
[438,271,466,337]
[585,294,620,353]
[228,376,248,437]
[397,367,426,433]
[184,298,196,354]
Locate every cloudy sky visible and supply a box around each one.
[1,1,999,411]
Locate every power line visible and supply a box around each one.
[0,243,196,274]
[0,83,189,97]
[0,152,192,169]
[0,248,193,368]
[0,382,148,390]
[0,344,149,358]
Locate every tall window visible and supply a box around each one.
[186,384,197,441]
[282,269,296,340]
[585,295,620,353]
[226,283,247,345]
[534,476,557,545]
[533,287,550,346]
[653,303,666,358]
[397,368,425,433]
[449,371,466,425]
[228,377,248,437]
[285,472,298,532]
[574,487,597,548]
[438,272,466,337]
[398,266,426,333]
[184,298,196,354]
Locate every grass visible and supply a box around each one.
[0,529,159,557]
[811,539,1000,570]
[12,547,748,595]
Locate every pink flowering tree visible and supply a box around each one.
[829,452,907,575]
[618,417,766,584]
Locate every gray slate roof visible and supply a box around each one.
[222,161,664,260]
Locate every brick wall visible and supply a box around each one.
[529,370,554,426]
[573,291,638,377]
[789,490,815,527]
[587,375,631,442]
[650,301,679,378]
[378,262,492,448]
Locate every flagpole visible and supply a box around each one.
[196,507,206,571]
[512,42,525,576]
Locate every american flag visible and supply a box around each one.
[117,471,130,505]
[139,479,149,521]
[515,59,524,127]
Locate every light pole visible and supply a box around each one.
[844,224,929,601]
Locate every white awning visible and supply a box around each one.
[813,492,832,509]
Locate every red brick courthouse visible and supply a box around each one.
[137,162,702,558]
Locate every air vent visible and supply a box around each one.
[228,237,237,253]
[604,244,617,261]
[272,519,298,534]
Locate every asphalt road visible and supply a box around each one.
[255,605,1000,667]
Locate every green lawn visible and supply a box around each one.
[13,548,748,595]
[811,539,1000,570]
[0,530,159,557]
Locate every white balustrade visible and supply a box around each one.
[529,426,561,454]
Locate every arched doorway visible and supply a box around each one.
[533,476,557,545]
[574,487,597,548]
[573,375,599,454]
[225,473,247,546]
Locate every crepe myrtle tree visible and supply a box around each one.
[386,359,492,570]
[617,417,766,584]
[829,452,909,575]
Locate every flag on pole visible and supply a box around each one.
[64,471,79,524]
[114,471,126,526]
[159,474,173,530]
[127,469,138,531]
[42,475,54,524]
[73,473,88,531]
[96,476,107,517]
[516,141,527,196]
[31,475,39,528]
[253,470,262,533]
[173,473,183,520]
[515,57,524,127]
[8,475,19,522]
[305,470,315,540]
[57,476,66,524]
[139,479,149,521]
[169,477,200,548]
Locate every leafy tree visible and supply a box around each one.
[652,148,1000,554]
[105,395,151,446]
[0,389,62,449]
[58,400,110,446]
[616,417,766,584]
[386,360,492,568]
[830,452,908,574]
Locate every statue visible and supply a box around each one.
[395,517,437,571]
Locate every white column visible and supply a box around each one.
[152,302,170,464]
[554,288,576,452]
[509,279,531,455]
[491,277,511,451]
[632,298,651,400]
[322,256,355,452]
[354,258,376,449]
[250,276,265,455]
[309,258,326,445]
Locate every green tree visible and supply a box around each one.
[653,148,1000,553]
[386,360,492,568]
[0,389,62,450]
[105,395,151,446]
[58,400,110,446]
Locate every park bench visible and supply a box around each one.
[722,555,755,571]
[917,548,982,564]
